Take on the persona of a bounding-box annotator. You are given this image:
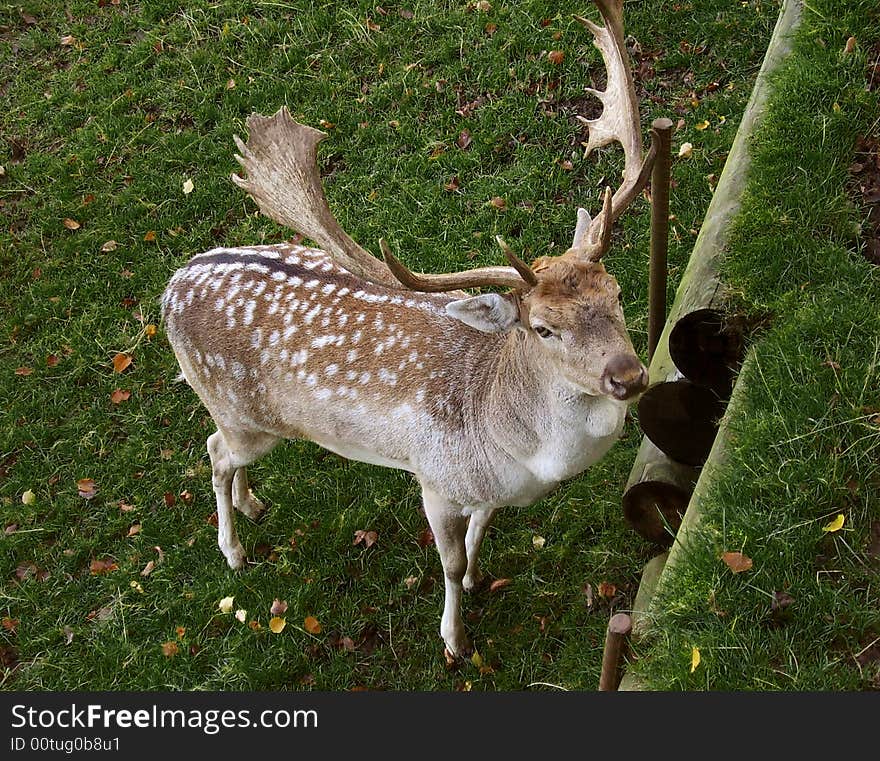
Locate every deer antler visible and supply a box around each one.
[231,107,399,287]
[567,0,658,261]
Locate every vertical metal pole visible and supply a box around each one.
[648,117,674,363]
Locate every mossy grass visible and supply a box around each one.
[2,1,776,689]
[630,0,880,690]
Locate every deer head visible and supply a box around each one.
[230,0,654,402]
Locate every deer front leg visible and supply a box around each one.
[207,431,246,570]
[463,508,495,592]
[421,484,471,657]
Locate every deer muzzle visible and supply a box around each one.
[601,354,649,401]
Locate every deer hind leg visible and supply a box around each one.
[421,484,471,657]
[207,428,279,570]
[463,508,496,592]
[232,468,266,521]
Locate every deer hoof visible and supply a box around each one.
[442,630,473,659]
[462,571,483,592]
[223,544,247,570]
[235,491,267,522]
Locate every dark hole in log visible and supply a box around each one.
[622,481,689,546]
[668,309,744,396]
[637,379,725,466]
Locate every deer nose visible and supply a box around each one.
[601,354,649,400]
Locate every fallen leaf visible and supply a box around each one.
[218,596,234,614]
[141,560,155,577]
[143,230,156,242]
[21,489,35,505]
[353,529,378,548]
[130,580,144,593]
[63,217,80,229]
[475,0,491,11]
[235,609,247,623]
[63,626,74,644]
[60,35,76,46]
[77,478,97,499]
[822,514,845,533]
[547,50,564,65]
[456,129,473,150]
[161,641,179,657]
[46,354,60,367]
[179,490,193,505]
[471,650,484,668]
[101,240,118,252]
[89,558,118,575]
[269,616,287,634]
[183,178,194,194]
[404,575,418,589]
[226,78,236,90]
[1,618,18,634]
[485,22,497,35]
[489,578,511,593]
[843,36,856,55]
[771,590,795,613]
[444,175,460,192]
[489,196,507,210]
[597,581,617,599]
[164,492,176,508]
[249,620,262,630]
[304,616,321,634]
[270,598,288,616]
[695,120,710,131]
[721,551,753,574]
[144,324,157,337]
[112,353,132,373]
[14,367,33,376]
[118,500,135,512]
[532,535,545,549]
[418,527,434,547]
[690,645,701,673]
[110,388,131,404]
[678,142,693,159]
[126,523,141,538]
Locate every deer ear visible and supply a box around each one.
[446,293,520,333]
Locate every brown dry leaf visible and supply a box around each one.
[485,22,497,35]
[843,36,856,55]
[456,129,473,150]
[249,620,262,631]
[140,560,155,577]
[270,598,288,616]
[161,641,179,658]
[164,492,176,508]
[14,367,33,376]
[179,490,193,505]
[46,354,60,367]
[418,527,434,548]
[489,196,507,210]
[269,616,286,634]
[489,578,511,593]
[1,617,18,634]
[143,230,156,242]
[126,523,141,538]
[547,50,565,65]
[112,353,132,373]
[444,175,461,192]
[89,558,118,575]
[60,35,76,46]
[226,78,236,90]
[597,581,617,599]
[353,529,378,548]
[63,217,80,229]
[101,240,118,252]
[303,616,321,635]
[404,575,418,589]
[110,388,131,404]
[721,551,753,573]
[118,500,135,512]
[77,478,97,499]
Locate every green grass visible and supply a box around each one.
[0,1,777,690]
[630,0,880,690]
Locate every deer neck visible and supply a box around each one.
[481,330,627,483]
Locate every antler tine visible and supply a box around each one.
[379,239,532,293]
[571,0,657,255]
[231,107,399,287]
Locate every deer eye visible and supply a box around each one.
[534,325,556,339]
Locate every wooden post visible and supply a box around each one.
[648,118,674,362]
[598,613,633,691]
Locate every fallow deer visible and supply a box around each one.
[162,0,655,657]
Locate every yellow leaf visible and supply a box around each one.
[112,353,133,373]
[471,650,483,668]
[695,120,710,131]
[183,178,194,195]
[218,596,234,614]
[269,616,286,634]
[532,535,545,549]
[145,323,157,338]
[21,489,35,505]
[303,615,321,634]
[822,514,845,533]
[690,646,701,673]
